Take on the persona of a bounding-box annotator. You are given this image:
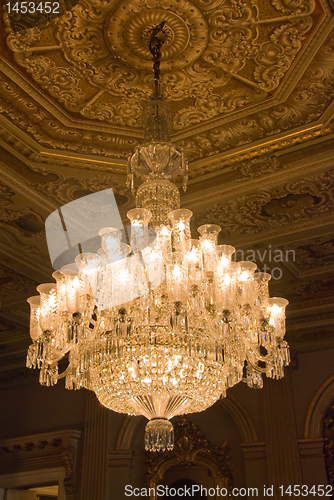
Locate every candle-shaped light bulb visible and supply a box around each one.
[166,253,188,302]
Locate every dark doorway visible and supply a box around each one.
[163,479,207,499]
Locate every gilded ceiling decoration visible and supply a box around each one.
[26,171,134,206]
[278,235,334,276]
[0,0,332,162]
[4,0,320,130]
[0,264,38,302]
[193,169,334,236]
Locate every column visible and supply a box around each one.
[80,393,109,500]
[263,370,303,496]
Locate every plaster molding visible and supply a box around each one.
[0,429,81,495]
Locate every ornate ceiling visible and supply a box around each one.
[0,0,334,378]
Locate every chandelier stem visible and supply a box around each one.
[149,21,166,98]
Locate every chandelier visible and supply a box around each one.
[26,22,290,452]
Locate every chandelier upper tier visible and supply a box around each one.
[27,22,290,452]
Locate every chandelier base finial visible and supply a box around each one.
[145,418,174,452]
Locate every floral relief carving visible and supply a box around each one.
[0,2,332,171]
[232,156,282,180]
[272,0,315,15]
[181,30,334,161]
[194,169,334,236]
[278,235,334,271]
[0,264,38,300]
[0,72,138,159]
[271,276,334,301]
[254,17,313,91]
[81,100,143,127]
[4,0,318,128]
[27,171,134,206]
[0,180,48,259]
[0,180,45,239]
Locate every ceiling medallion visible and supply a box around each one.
[106,5,206,71]
[26,23,290,453]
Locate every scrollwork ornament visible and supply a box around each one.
[195,169,334,236]
[0,264,38,300]
[26,171,133,205]
[254,17,313,91]
[233,156,282,180]
[276,235,334,274]
[272,0,315,16]
[62,445,76,496]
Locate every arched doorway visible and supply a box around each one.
[145,417,232,500]
[164,479,207,499]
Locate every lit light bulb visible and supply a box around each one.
[118,268,130,281]
[201,239,214,251]
[149,250,160,262]
[172,265,182,280]
[239,271,249,282]
[160,225,170,236]
[270,304,281,315]
[219,256,230,267]
[223,274,231,286]
[188,248,199,262]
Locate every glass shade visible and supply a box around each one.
[127,208,152,254]
[59,265,86,314]
[36,283,57,331]
[27,295,42,341]
[198,224,221,272]
[165,252,188,302]
[169,209,192,252]
[268,297,289,339]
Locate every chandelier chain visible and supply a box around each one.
[149,21,166,97]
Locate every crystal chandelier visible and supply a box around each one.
[26,22,290,452]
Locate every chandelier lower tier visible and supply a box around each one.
[26,22,290,453]
[27,197,289,451]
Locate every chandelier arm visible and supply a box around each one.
[249,349,275,364]
[246,352,274,372]
[55,362,72,380]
